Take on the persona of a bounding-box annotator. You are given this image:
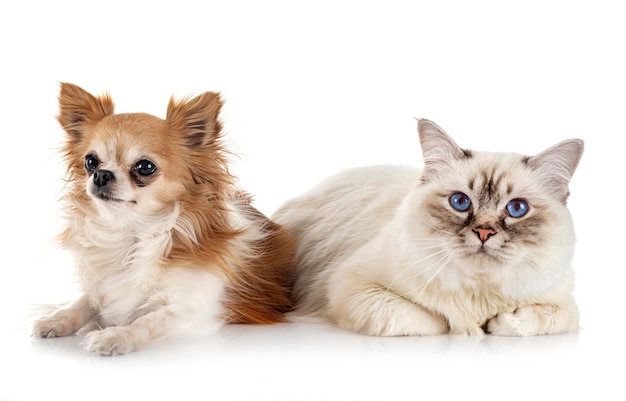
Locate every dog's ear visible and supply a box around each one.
[166,91,223,148]
[57,83,115,144]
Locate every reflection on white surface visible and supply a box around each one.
[25,320,581,358]
[2,315,619,401]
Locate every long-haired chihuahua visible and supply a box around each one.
[32,83,294,355]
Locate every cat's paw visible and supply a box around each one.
[84,327,138,356]
[32,310,80,338]
[486,308,540,336]
[385,309,449,336]
[342,302,449,336]
[487,304,577,336]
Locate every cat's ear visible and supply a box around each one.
[418,119,470,182]
[526,139,584,203]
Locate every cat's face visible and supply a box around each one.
[406,120,583,274]
[418,152,572,268]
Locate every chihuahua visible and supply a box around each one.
[32,83,294,355]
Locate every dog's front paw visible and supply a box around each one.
[84,327,139,356]
[33,310,80,338]
[486,307,539,336]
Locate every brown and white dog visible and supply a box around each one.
[33,83,294,355]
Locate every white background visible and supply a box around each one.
[1,1,624,400]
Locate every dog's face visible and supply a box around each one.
[57,83,231,217]
[82,114,187,214]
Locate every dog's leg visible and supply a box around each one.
[84,269,224,355]
[83,302,222,355]
[33,294,95,338]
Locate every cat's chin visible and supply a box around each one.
[462,246,508,265]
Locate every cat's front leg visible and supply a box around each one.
[327,278,448,336]
[486,303,579,336]
[32,294,95,338]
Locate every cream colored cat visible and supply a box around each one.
[273,119,583,336]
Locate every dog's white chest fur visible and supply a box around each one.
[68,210,226,345]
[75,215,170,326]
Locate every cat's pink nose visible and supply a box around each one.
[473,226,496,242]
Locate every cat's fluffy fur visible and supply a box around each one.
[273,119,583,336]
[32,83,294,354]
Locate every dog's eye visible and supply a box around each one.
[85,155,99,172]
[135,159,157,176]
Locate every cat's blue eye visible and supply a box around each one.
[506,199,529,218]
[449,192,472,212]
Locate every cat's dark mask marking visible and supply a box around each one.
[417,121,582,263]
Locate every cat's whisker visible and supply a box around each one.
[405,243,447,251]
[383,249,451,296]
[427,223,457,237]
[362,184,385,229]
[405,237,443,243]
[382,254,451,301]
[396,247,464,299]
[301,243,453,270]
[326,234,377,241]
[414,254,455,299]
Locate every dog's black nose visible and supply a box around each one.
[93,169,115,188]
